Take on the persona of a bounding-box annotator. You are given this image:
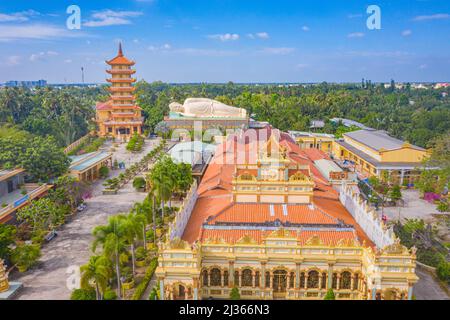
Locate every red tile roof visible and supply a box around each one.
[181,128,373,248]
[200,229,358,245]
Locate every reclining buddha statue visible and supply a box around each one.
[169,98,247,118]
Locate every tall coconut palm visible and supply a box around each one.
[119,214,142,275]
[149,166,173,216]
[80,255,111,300]
[92,215,127,298]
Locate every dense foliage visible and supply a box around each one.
[134,81,450,148]
[0,129,70,181]
[0,86,98,147]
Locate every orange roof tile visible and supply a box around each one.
[180,128,374,248]
[200,229,358,245]
[207,203,339,225]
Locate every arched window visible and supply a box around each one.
[289,272,295,288]
[340,271,351,290]
[265,272,270,288]
[321,273,327,289]
[307,270,319,288]
[241,269,253,287]
[299,272,305,288]
[353,274,359,290]
[210,268,221,286]
[223,271,229,287]
[202,270,208,286]
[255,271,260,287]
[234,271,240,287]
[332,273,338,289]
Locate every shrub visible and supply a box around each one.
[131,258,158,300]
[135,246,147,261]
[230,287,240,300]
[149,287,159,300]
[103,289,117,300]
[133,177,146,191]
[324,288,335,300]
[71,288,96,300]
[99,166,109,179]
[437,200,449,213]
[436,261,450,284]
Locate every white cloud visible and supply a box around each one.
[259,47,295,55]
[174,48,239,57]
[84,10,143,27]
[133,39,139,44]
[6,55,21,66]
[208,33,240,42]
[0,10,40,22]
[64,59,73,64]
[248,32,269,39]
[148,43,172,52]
[301,26,310,32]
[30,51,59,62]
[401,29,412,36]
[344,50,411,58]
[413,13,449,22]
[419,64,427,70]
[0,24,78,41]
[347,32,365,38]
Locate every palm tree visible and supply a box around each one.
[149,167,173,216]
[80,255,111,300]
[92,215,127,298]
[119,214,142,275]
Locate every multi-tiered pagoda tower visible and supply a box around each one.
[96,43,143,141]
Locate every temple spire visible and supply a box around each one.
[118,42,123,57]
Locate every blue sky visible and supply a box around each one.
[0,0,449,83]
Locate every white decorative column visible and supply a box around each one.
[159,278,165,300]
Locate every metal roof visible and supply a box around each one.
[344,130,425,152]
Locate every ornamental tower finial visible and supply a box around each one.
[118,42,123,57]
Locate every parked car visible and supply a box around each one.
[45,230,58,242]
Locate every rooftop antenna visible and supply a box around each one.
[81,67,85,84]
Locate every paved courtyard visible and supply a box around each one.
[11,139,161,300]
[383,189,443,222]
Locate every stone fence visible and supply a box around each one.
[168,180,198,240]
[339,183,395,248]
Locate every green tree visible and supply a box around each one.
[324,288,336,300]
[230,287,240,300]
[11,244,41,272]
[17,198,67,233]
[80,255,112,300]
[70,288,96,300]
[0,224,16,261]
[390,185,402,202]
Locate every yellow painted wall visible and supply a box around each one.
[380,148,428,163]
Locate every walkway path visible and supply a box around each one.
[414,266,449,300]
[11,139,161,300]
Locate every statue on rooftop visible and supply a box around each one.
[169,98,247,118]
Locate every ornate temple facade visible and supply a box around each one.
[156,128,418,300]
[0,259,9,293]
[95,44,143,141]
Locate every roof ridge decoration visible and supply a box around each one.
[267,227,293,239]
[304,234,324,246]
[236,234,258,245]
